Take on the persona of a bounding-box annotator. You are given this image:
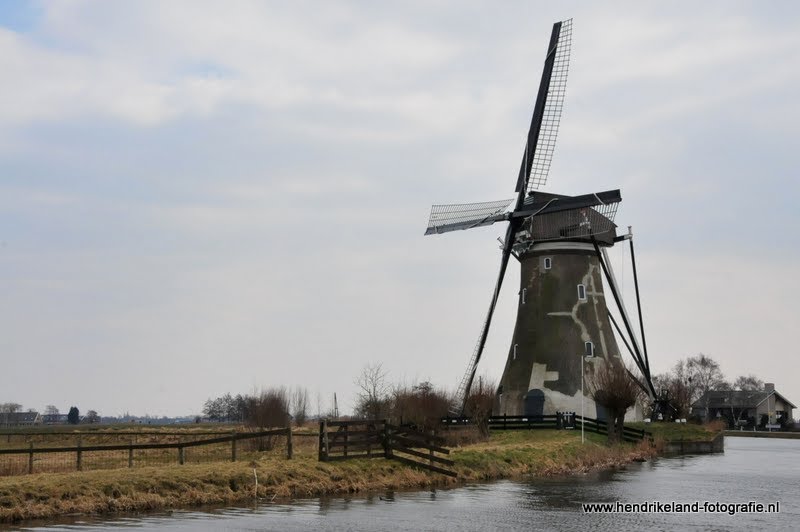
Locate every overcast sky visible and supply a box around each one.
[1,1,798,417]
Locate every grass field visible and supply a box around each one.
[627,420,724,442]
[0,426,313,477]
[0,428,654,524]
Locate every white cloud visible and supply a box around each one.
[1,2,799,415]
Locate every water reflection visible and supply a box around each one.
[13,437,800,531]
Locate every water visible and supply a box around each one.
[15,437,800,531]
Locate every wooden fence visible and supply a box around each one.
[441,414,652,443]
[384,424,455,477]
[318,420,456,477]
[0,428,293,476]
[318,419,385,462]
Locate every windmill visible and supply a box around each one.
[425,19,657,418]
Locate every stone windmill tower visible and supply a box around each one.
[425,19,656,418]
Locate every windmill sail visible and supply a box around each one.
[425,198,513,235]
[452,224,515,414]
[515,18,572,195]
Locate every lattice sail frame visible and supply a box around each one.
[425,198,514,235]
[527,18,572,192]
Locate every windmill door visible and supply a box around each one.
[524,389,545,416]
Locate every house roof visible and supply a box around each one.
[0,411,41,423]
[693,390,797,410]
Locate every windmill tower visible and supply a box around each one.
[425,19,656,418]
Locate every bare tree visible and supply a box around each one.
[464,376,496,437]
[652,359,698,419]
[291,387,309,426]
[589,362,642,443]
[354,363,391,420]
[391,381,451,430]
[687,353,725,421]
[733,375,763,392]
[86,410,100,424]
[246,387,289,428]
[721,375,765,427]
[315,391,323,420]
[0,403,23,414]
[44,405,60,416]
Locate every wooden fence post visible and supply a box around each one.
[28,442,33,474]
[231,432,237,462]
[343,423,348,458]
[178,446,185,465]
[429,430,435,468]
[318,420,325,461]
[76,438,82,471]
[128,439,134,468]
[321,420,329,462]
[286,427,293,459]
[383,420,392,458]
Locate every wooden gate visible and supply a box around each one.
[317,419,385,461]
[318,419,456,477]
[383,424,455,477]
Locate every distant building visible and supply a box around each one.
[42,414,69,425]
[691,383,795,428]
[0,411,42,427]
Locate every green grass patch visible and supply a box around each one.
[628,421,721,442]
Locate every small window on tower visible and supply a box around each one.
[577,284,587,300]
[543,257,552,270]
[513,344,518,360]
[522,288,527,304]
[585,342,594,357]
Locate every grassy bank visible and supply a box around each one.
[628,421,723,442]
[0,430,654,524]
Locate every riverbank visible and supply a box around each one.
[0,430,654,524]
[725,430,800,439]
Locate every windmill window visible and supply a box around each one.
[522,288,527,304]
[513,344,518,360]
[543,257,552,270]
[585,341,594,357]
[577,284,587,300]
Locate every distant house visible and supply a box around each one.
[0,411,43,427]
[691,383,795,428]
[42,414,69,425]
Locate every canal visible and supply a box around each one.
[18,436,800,531]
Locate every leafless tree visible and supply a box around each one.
[733,375,763,392]
[291,387,309,426]
[354,363,391,420]
[0,403,22,414]
[687,353,725,421]
[315,391,323,420]
[245,387,289,428]
[464,376,496,437]
[44,405,60,416]
[589,362,642,443]
[721,375,765,427]
[652,359,698,418]
[391,381,451,430]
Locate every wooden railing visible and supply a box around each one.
[317,419,386,462]
[0,428,292,476]
[318,420,456,477]
[440,414,652,443]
